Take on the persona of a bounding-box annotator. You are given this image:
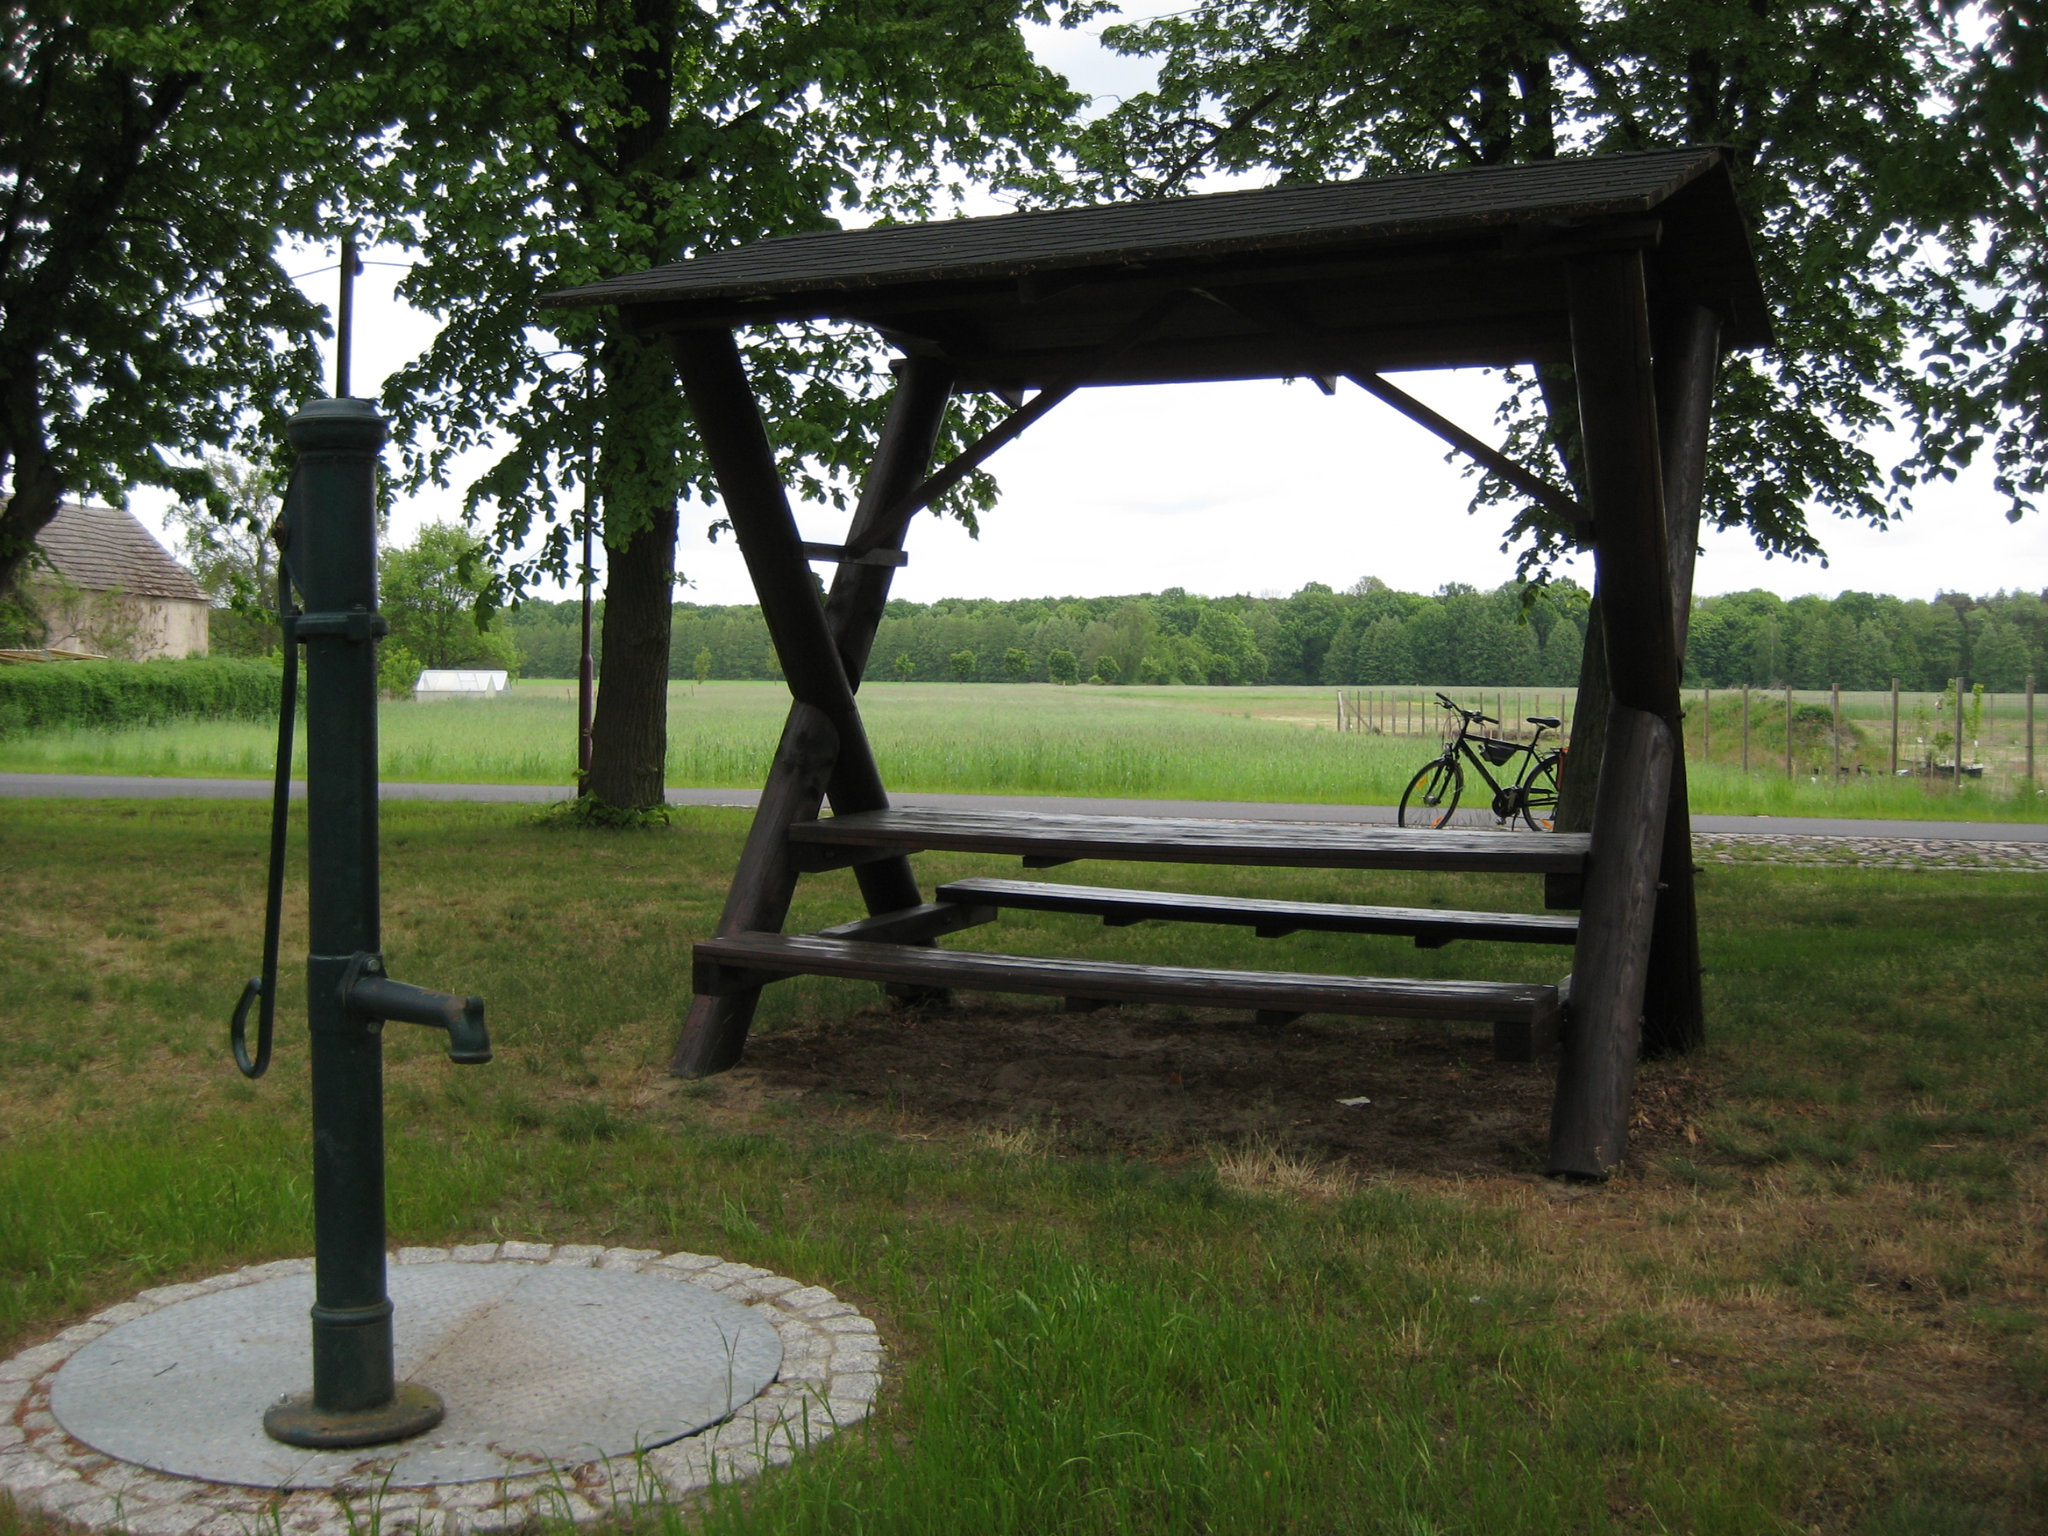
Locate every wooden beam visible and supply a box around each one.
[1548,705,1673,1176]
[1641,304,1722,1061]
[671,701,838,1076]
[1174,285,1584,529]
[666,337,949,1076]
[874,290,1191,530]
[1347,371,1586,533]
[935,876,1579,947]
[814,900,998,945]
[1548,250,1677,1178]
[801,542,907,567]
[1564,253,1678,717]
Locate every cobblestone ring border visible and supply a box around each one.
[0,1244,884,1535]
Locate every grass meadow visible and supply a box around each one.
[4,798,2047,1532]
[0,680,2043,822]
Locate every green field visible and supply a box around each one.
[0,680,2043,821]
[3,799,2046,1532]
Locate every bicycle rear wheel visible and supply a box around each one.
[1399,758,1464,828]
[1518,753,1561,832]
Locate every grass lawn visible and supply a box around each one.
[3,800,2047,1533]
[0,681,2042,823]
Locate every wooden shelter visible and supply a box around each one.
[549,148,1770,1179]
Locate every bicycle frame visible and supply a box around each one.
[1418,694,1561,824]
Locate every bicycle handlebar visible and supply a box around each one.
[1433,692,1497,726]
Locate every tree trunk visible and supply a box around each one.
[585,496,677,809]
[0,382,65,593]
[584,335,683,812]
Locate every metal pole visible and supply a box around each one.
[335,235,362,399]
[2028,674,2036,786]
[578,376,597,784]
[1741,684,1749,773]
[264,399,490,1450]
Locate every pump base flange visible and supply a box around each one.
[263,1382,444,1449]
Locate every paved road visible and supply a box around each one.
[2,771,2042,842]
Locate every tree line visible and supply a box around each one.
[5,0,2044,808]
[487,580,2048,693]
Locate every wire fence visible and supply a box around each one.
[1333,679,2043,796]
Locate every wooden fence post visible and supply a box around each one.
[1890,679,1900,777]
[1958,675,1967,776]
[1831,682,1841,782]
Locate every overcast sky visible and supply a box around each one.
[130,6,2046,609]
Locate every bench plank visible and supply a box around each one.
[695,932,1562,1029]
[787,807,1587,875]
[936,877,1578,948]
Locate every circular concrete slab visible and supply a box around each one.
[50,1261,781,1489]
[0,1245,884,1535]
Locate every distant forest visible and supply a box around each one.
[496,580,2048,692]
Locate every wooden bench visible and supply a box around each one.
[786,807,1590,875]
[694,931,1568,1061]
[935,876,1578,948]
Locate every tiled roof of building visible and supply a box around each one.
[30,502,207,603]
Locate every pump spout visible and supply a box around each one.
[351,974,492,1064]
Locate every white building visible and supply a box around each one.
[413,669,510,700]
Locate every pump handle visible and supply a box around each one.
[232,479,301,1080]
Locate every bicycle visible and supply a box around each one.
[1397,692,1564,830]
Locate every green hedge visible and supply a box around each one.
[0,657,285,739]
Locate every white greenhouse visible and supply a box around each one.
[413,669,510,700]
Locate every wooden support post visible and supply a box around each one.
[1958,674,1968,776]
[669,341,954,1076]
[1831,683,1842,783]
[1890,679,1900,778]
[1550,251,1683,1173]
[1549,704,1675,1177]
[1639,303,1718,1060]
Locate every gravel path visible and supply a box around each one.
[1694,832,2048,872]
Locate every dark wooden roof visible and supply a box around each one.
[548,149,1768,390]
[31,502,207,602]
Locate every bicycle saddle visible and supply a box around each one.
[1526,715,1562,729]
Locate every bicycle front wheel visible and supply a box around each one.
[1519,754,1561,831]
[1399,758,1464,828]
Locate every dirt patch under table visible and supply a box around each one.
[733,998,1708,1178]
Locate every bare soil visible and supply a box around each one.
[735,997,1708,1176]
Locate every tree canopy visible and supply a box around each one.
[344,0,1086,806]
[0,3,338,594]
[1061,0,2032,569]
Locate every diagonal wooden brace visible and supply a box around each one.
[668,342,954,1076]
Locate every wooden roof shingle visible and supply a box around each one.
[546,148,1768,388]
[31,502,207,603]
